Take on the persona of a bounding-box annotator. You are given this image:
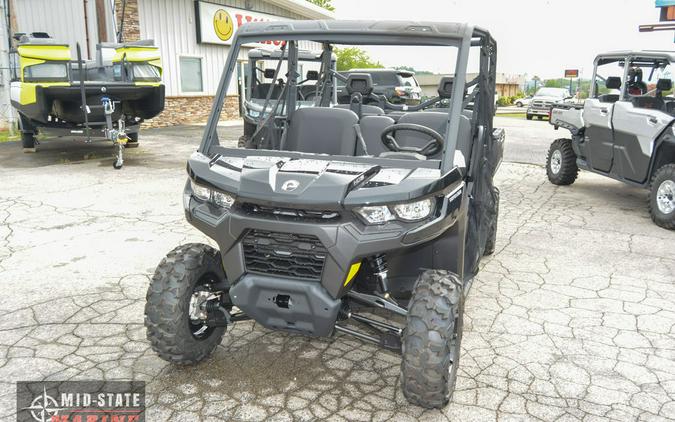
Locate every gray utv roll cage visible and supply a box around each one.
[200,20,497,174]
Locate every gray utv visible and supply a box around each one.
[145,20,504,408]
[548,51,675,230]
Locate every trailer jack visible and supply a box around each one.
[101,97,129,169]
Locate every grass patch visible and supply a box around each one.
[0,130,20,143]
[497,113,527,119]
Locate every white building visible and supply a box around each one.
[7,0,334,126]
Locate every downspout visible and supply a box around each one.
[117,0,127,43]
[2,0,15,134]
[83,0,91,58]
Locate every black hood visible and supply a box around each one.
[187,152,462,209]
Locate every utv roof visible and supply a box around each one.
[596,50,675,62]
[235,20,480,45]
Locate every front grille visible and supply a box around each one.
[241,203,340,221]
[242,230,327,280]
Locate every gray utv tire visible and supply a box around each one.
[547,138,579,186]
[649,164,675,230]
[145,243,227,365]
[526,114,533,120]
[125,132,139,148]
[401,270,464,409]
[484,187,500,256]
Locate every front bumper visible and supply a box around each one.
[527,106,551,116]
[184,182,463,336]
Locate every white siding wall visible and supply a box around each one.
[138,0,316,97]
[14,0,111,60]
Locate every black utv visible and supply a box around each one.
[145,20,504,409]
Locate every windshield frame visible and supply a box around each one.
[200,25,476,173]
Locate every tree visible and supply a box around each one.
[306,0,334,11]
[334,47,383,71]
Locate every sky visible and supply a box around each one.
[330,0,675,79]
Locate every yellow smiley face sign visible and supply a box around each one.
[213,9,234,41]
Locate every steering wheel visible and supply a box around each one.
[380,124,444,157]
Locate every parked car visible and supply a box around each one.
[547,50,675,230]
[527,87,572,120]
[515,96,532,107]
[337,69,422,105]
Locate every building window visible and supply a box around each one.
[180,56,203,93]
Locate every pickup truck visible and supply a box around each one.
[527,87,573,120]
[545,51,675,230]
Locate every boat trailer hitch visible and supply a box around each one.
[101,96,128,169]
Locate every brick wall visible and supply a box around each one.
[145,95,240,128]
[115,0,140,42]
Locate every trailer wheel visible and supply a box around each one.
[19,115,36,152]
[401,270,463,409]
[125,132,139,148]
[649,164,675,230]
[145,243,227,364]
[546,138,579,186]
[21,131,36,152]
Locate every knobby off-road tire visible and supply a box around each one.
[401,270,464,409]
[526,114,533,120]
[649,164,675,230]
[484,186,500,256]
[145,243,227,364]
[547,138,579,186]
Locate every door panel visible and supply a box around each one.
[583,99,614,172]
[612,101,672,183]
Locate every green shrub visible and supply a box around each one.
[496,96,512,107]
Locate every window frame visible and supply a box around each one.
[178,55,206,95]
[22,61,70,83]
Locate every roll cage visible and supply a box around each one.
[201,20,497,174]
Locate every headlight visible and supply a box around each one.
[190,180,211,201]
[190,179,235,209]
[393,198,434,222]
[355,198,434,225]
[212,190,235,208]
[355,206,395,225]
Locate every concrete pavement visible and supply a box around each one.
[0,121,674,421]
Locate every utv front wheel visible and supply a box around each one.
[547,138,579,186]
[401,270,463,409]
[526,114,533,120]
[649,164,675,230]
[145,243,227,364]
